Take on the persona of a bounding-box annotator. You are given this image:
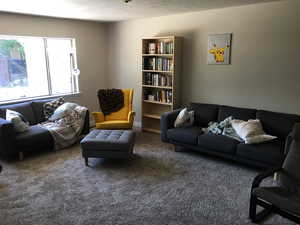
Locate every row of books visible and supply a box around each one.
[144,89,172,103]
[144,73,172,87]
[144,58,173,71]
[148,41,174,54]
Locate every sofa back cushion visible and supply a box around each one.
[256,110,300,140]
[218,105,257,122]
[31,99,55,123]
[0,102,36,125]
[189,103,219,127]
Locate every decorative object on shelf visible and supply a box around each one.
[148,43,156,54]
[207,33,232,65]
[142,36,181,134]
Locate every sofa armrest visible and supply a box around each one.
[81,110,90,135]
[92,111,104,123]
[0,118,16,156]
[160,108,182,142]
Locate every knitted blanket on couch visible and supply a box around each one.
[40,106,87,150]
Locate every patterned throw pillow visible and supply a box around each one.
[43,97,65,120]
[231,119,277,144]
[174,108,194,128]
[6,109,29,133]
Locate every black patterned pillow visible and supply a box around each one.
[43,97,65,120]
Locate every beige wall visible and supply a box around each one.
[107,0,300,124]
[0,12,109,117]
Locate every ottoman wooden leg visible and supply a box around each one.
[85,157,89,166]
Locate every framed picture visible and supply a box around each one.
[207,33,232,65]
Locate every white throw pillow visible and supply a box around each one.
[49,102,79,121]
[231,119,277,144]
[6,109,29,133]
[174,108,194,128]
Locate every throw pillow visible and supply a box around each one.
[231,119,277,144]
[49,102,79,121]
[6,109,29,133]
[174,108,194,128]
[43,97,65,120]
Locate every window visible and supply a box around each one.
[0,35,80,103]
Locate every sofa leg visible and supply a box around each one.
[85,157,89,167]
[19,152,24,161]
[174,146,187,152]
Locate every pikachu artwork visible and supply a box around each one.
[207,33,232,65]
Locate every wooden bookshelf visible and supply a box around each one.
[142,36,181,134]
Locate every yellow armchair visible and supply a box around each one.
[92,89,135,129]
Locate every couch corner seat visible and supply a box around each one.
[198,133,239,154]
[167,126,203,145]
[236,139,285,166]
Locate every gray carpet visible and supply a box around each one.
[0,132,296,225]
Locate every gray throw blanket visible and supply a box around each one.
[40,106,87,150]
[203,116,243,142]
[97,89,124,115]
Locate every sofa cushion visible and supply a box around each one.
[236,139,284,166]
[167,126,203,145]
[31,99,56,123]
[15,125,54,150]
[189,103,219,127]
[197,133,239,154]
[256,110,300,140]
[218,105,256,122]
[0,102,36,125]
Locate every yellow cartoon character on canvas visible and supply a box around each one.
[209,44,230,63]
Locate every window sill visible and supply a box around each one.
[0,92,82,106]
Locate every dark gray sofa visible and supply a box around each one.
[161,103,300,168]
[0,98,90,158]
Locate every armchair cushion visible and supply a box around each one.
[253,186,300,215]
[105,89,132,121]
[95,120,132,130]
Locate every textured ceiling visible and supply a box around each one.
[0,0,283,22]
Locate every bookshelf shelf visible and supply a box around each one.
[142,54,173,57]
[142,128,161,134]
[143,113,161,120]
[142,70,173,73]
[143,100,172,106]
[142,36,181,134]
[142,85,172,89]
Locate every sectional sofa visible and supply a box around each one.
[0,99,90,159]
[161,103,300,168]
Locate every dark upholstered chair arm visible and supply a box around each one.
[0,118,16,156]
[284,132,293,156]
[251,167,282,191]
[81,110,90,135]
[160,108,182,142]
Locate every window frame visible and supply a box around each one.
[0,35,80,105]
